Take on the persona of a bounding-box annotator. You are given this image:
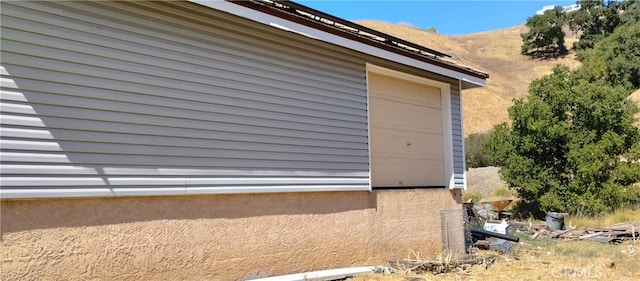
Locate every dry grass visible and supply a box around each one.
[465,167,505,198]
[565,209,640,228]
[492,186,513,197]
[462,191,483,203]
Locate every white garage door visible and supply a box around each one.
[369,72,444,187]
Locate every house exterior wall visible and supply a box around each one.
[0,189,464,281]
[0,0,470,195]
[0,1,473,280]
[0,0,371,198]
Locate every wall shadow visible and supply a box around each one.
[1,191,378,236]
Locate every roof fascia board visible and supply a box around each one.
[188,0,486,88]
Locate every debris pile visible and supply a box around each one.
[470,224,520,254]
[464,198,515,224]
[463,199,521,254]
[465,198,640,245]
[516,221,640,243]
[389,253,497,275]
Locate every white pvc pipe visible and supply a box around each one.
[246,266,377,281]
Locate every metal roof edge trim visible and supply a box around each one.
[187,0,487,88]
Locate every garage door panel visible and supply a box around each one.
[370,128,444,160]
[368,73,440,108]
[369,71,445,188]
[371,157,445,187]
[370,98,442,133]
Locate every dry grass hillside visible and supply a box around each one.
[358,21,583,135]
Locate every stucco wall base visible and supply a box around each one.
[1,189,463,281]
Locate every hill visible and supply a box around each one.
[357,21,583,135]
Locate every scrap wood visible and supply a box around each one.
[389,254,497,274]
[550,228,574,238]
[579,232,605,240]
[585,227,614,232]
[578,232,615,243]
[604,222,640,235]
[604,230,631,238]
[530,231,541,240]
[584,236,616,243]
[610,221,640,234]
[526,221,640,243]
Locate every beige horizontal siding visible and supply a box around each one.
[368,72,444,187]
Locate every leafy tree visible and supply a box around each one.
[465,131,496,168]
[619,0,640,22]
[569,0,622,50]
[485,66,640,215]
[570,0,640,51]
[577,0,604,10]
[578,19,640,90]
[521,6,568,57]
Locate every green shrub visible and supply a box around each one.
[484,66,640,216]
[465,131,496,168]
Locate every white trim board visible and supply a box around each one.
[457,79,467,189]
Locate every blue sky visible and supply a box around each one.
[297,1,576,35]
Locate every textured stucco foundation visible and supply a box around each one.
[1,189,463,280]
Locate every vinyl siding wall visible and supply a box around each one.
[450,85,467,189]
[0,0,371,198]
[0,0,470,198]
